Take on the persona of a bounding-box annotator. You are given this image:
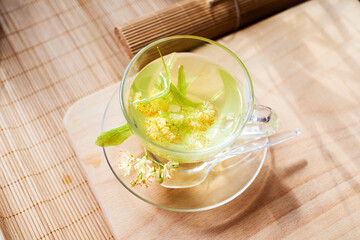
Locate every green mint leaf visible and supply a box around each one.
[95,123,132,147]
[218,69,236,86]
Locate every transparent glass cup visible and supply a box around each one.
[120,35,278,163]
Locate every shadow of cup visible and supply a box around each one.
[171,153,307,233]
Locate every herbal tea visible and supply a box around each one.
[96,37,280,189]
[128,52,244,152]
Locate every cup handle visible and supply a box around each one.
[238,104,279,138]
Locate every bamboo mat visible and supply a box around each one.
[0,0,176,239]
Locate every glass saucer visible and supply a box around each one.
[102,87,268,212]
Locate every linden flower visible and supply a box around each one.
[133,91,164,117]
[118,148,178,188]
[130,173,151,187]
[186,111,208,131]
[119,162,132,176]
[146,170,157,179]
[134,103,160,117]
[130,179,137,187]
[156,117,180,143]
[135,156,152,172]
[162,161,176,179]
[140,172,153,187]
[145,116,162,141]
[118,151,135,176]
[133,91,143,101]
[119,150,135,161]
[185,101,216,132]
[200,101,216,125]
[184,131,210,150]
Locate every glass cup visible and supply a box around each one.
[120,35,278,163]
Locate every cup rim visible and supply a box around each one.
[119,35,254,156]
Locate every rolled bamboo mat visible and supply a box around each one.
[115,0,306,57]
[0,0,177,239]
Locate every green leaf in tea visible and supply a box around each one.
[95,123,132,147]
[177,65,186,94]
[156,48,202,108]
[177,65,197,96]
[170,83,202,108]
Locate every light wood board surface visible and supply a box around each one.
[64,0,360,239]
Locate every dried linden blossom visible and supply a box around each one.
[118,149,178,187]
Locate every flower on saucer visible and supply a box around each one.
[119,148,178,188]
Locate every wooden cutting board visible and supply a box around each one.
[64,0,360,239]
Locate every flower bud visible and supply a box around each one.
[157,177,164,184]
